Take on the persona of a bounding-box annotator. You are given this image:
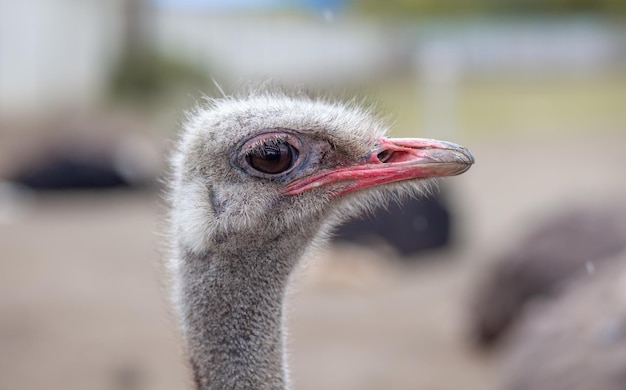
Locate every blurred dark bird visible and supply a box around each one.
[500,253,626,390]
[471,205,626,347]
[5,117,159,190]
[333,188,452,257]
[167,91,474,389]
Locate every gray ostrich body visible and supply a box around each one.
[168,91,474,389]
[472,206,626,347]
[468,206,626,389]
[501,254,626,390]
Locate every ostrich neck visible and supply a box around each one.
[178,228,314,390]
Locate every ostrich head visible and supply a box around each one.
[170,92,473,255]
[168,90,474,390]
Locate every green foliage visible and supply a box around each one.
[373,74,626,139]
[110,51,211,104]
[353,0,626,17]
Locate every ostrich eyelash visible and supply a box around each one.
[246,134,290,152]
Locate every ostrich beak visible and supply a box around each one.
[282,137,474,196]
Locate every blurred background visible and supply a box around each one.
[1,1,625,389]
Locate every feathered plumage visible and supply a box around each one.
[167,90,474,389]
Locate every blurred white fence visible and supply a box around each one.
[152,11,399,85]
[0,0,124,119]
[0,0,624,120]
[412,20,624,77]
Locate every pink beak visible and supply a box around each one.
[282,137,474,197]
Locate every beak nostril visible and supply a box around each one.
[375,149,416,164]
[376,150,393,163]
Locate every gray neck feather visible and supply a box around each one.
[177,224,320,390]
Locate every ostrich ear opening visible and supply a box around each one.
[282,137,474,196]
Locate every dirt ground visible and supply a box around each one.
[1,133,625,390]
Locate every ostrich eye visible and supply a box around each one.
[246,140,298,175]
[236,131,305,178]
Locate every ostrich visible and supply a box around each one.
[471,206,626,347]
[167,90,474,390]
[499,252,626,390]
[466,205,626,389]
